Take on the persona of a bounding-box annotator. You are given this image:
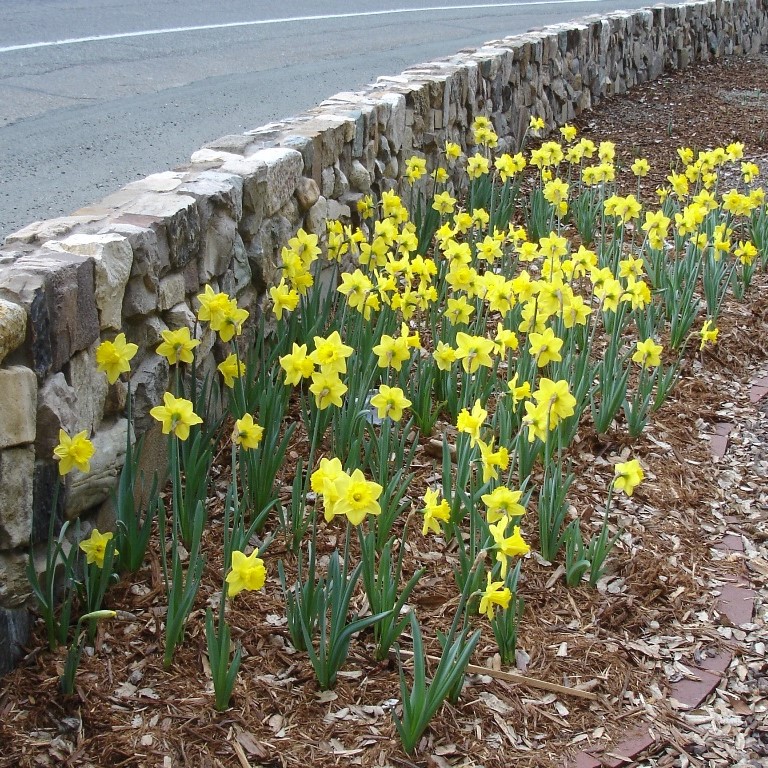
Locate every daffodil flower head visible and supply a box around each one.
[54,429,95,475]
[454,332,495,374]
[478,438,510,484]
[217,353,245,388]
[467,153,490,180]
[482,486,525,524]
[149,392,203,440]
[456,399,488,447]
[372,334,411,371]
[369,385,412,422]
[489,519,530,576]
[522,400,551,443]
[631,157,650,177]
[279,342,315,386]
[532,378,576,426]
[196,285,231,328]
[613,459,644,496]
[333,468,382,526]
[310,458,345,521]
[310,331,353,375]
[226,550,266,598]
[421,487,451,535]
[444,141,462,161]
[217,301,249,343]
[405,155,427,183]
[233,414,264,450]
[632,338,663,369]
[79,528,117,569]
[700,320,719,350]
[432,191,457,215]
[156,327,200,366]
[479,571,512,620]
[527,327,564,368]
[288,228,321,269]
[96,333,138,384]
[308,370,347,410]
[269,279,300,320]
[357,195,375,218]
[507,374,532,409]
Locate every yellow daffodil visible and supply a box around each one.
[631,157,650,177]
[700,320,719,350]
[456,399,487,447]
[217,353,245,388]
[357,195,374,218]
[54,429,95,475]
[454,332,495,374]
[372,334,411,371]
[333,468,382,525]
[226,550,266,597]
[421,488,451,535]
[479,572,512,620]
[432,167,448,183]
[370,385,412,422]
[432,191,456,215]
[527,327,563,367]
[532,378,576,426]
[489,519,530,577]
[433,341,457,371]
[507,374,531,409]
[560,123,577,142]
[279,342,315,386]
[632,338,663,368]
[482,486,525,524]
[494,324,518,355]
[196,285,232,328]
[310,458,345,522]
[529,116,545,134]
[150,392,203,440]
[156,327,199,366]
[309,370,347,410]
[287,228,321,269]
[478,438,510,483]
[621,279,651,311]
[466,153,490,179]
[613,459,644,496]
[405,155,427,183]
[95,333,138,384]
[522,401,551,443]
[233,414,264,450]
[444,141,462,161]
[269,279,300,320]
[543,178,569,217]
[310,331,353,375]
[218,301,249,343]
[735,240,757,265]
[79,528,116,568]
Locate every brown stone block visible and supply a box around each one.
[670,668,721,709]
[603,726,657,766]
[715,582,754,626]
[0,249,99,377]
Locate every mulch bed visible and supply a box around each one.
[2,55,768,768]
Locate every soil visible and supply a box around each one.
[1,55,768,768]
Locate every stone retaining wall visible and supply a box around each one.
[1,0,766,673]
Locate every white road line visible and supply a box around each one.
[0,1,610,54]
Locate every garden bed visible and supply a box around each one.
[1,55,768,768]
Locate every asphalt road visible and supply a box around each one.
[0,1,642,240]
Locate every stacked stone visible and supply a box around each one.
[0,0,766,673]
